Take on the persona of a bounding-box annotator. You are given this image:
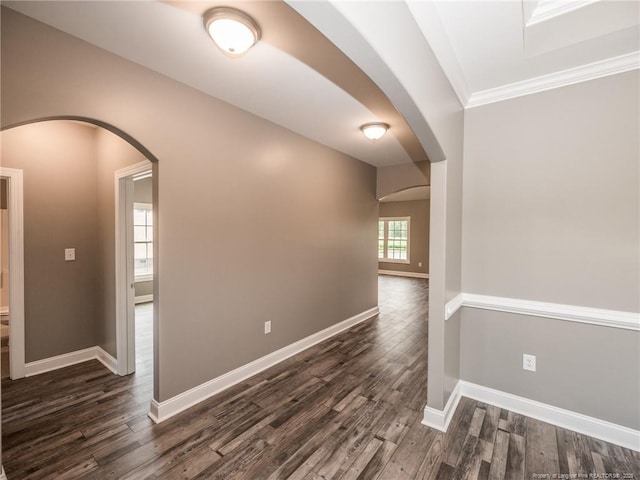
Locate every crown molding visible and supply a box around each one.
[466,51,640,108]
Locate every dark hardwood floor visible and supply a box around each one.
[2,277,639,479]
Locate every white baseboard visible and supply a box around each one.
[0,466,7,480]
[148,400,161,424]
[378,270,429,279]
[423,380,640,452]
[95,346,118,374]
[25,346,118,377]
[422,381,462,432]
[135,294,153,305]
[149,306,380,423]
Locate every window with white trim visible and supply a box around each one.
[378,217,410,263]
[134,203,153,279]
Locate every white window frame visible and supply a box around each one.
[378,216,411,264]
[133,202,153,282]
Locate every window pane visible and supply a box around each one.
[134,226,146,242]
[134,209,146,225]
[378,218,409,262]
[398,240,407,259]
[135,258,151,276]
[143,258,152,275]
[147,243,154,259]
[146,209,153,226]
[146,226,153,241]
[134,260,145,276]
[134,243,147,260]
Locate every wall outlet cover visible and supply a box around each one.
[523,353,536,372]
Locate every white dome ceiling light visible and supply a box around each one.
[203,7,261,57]
[360,122,389,141]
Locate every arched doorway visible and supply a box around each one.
[0,119,158,391]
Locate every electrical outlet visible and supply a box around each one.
[418,262,422,267]
[264,321,271,335]
[523,353,536,372]
[64,248,76,261]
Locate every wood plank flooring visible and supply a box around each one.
[2,277,639,479]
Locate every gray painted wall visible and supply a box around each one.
[379,199,429,274]
[460,309,640,429]
[461,71,640,428]
[1,122,99,361]
[462,71,639,312]
[1,8,379,402]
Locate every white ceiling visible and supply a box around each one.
[408,0,640,107]
[6,0,638,164]
[4,0,414,168]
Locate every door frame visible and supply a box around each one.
[0,167,26,379]
[115,160,152,375]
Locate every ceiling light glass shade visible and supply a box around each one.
[203,7,261,56]
[360,123,389,141]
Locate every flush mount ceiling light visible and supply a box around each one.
[203,7,261,57]
[360,122,389,141]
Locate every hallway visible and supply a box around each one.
[1,277,638,479]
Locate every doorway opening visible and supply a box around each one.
[1,179,10,378]
[133,174,154,376]
[0,168,25,381]
[377,186,430,283]
[115,162,153,376]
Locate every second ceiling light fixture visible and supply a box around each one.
[203,7,389,142]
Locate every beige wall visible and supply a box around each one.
[0,122,145,361]
[1,8,378,403]
[1,122,99,361]
[461,71,640,429]
[378,199,429,274]
[377,161,429,200]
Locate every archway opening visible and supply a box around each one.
[0,117,158,415]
